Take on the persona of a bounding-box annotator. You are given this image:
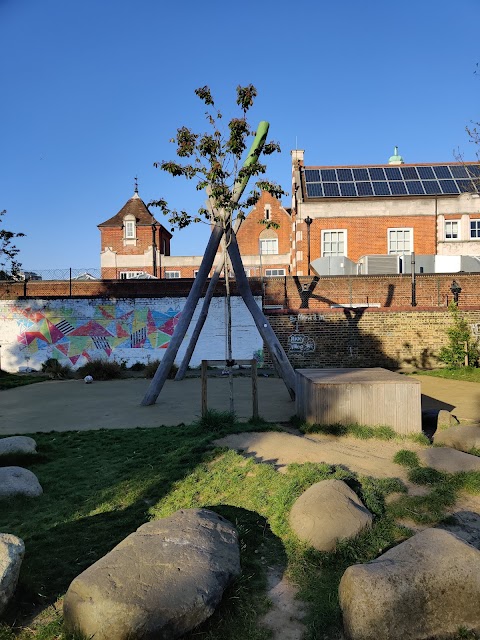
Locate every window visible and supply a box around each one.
[120,271,145,279]
[124,220,135,239]
[388,228,412,254]
[193,270,199,277]
[165,271,180,279]
[265,269,286,277]
[471,220,480,239]
[264,205,271,220]
[445,221,459,240]
[322,230,346,256]
[259,238,278,254]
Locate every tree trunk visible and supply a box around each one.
[141,223,224,406]
[227,231,296,400]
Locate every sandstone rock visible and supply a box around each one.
[437,409,459,430]
[418,447,480,473]
[434,425,480,452]
[0,534,25,616]
[0,467,43,499]
[0,436,37,457]
[63,508,241,640]
[339,528,480,640]
[289,479,372,552]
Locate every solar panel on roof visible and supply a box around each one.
[457,179,474,193]
[369,167,386,181]
[304,169,320,182]
[385,167,402,180]
[323,182,340,197]
[357,181,374,196]
[406,181,425,195]
[433,166,452,179]
[417,166,435,180]
[306,182,323,197]
[372,182,390,196]
[390,181,408,195]
[422,181,442,195]
[450,165,469,179]
[321,169,337,181]
[401,166,419,180]
[439,180,459,194]
[340,182,357,196]
[467,164,480,177]
[337,168,354,181]
[353,168,369,181]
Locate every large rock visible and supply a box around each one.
[418,446,480,473]
[63,508,241,640]
[339,528,480,640]
[0,436,37,457]
[0,534,25,616]
[435,425,480,452]
[0,467,43,499]
[289,479,372,552]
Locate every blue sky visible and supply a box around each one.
[1,0,479,271]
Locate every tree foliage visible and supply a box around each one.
[150,85,286,230]
[438,302,479,368]
[0,209,24,279]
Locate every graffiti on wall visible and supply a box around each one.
[11,303,182,366]
[288,333,316,354]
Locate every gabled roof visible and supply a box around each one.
[98,192,172,237]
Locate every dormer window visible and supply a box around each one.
[123,213,137,245]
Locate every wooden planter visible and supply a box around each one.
[296,368,422,435]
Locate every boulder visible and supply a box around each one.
[289,479,372,552]
[0,436,37,457]
[434,425,480,452]
[0,534,25,616]
[0,467,43,499]
[63,508,241,640]
[417,447,480,473]
[339,528,480,640]
[437,409,459,430]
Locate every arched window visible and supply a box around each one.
[259,229,278,255]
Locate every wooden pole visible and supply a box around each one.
[141,223,224,405]
[227,231,296,399]
[251,358,258,420]
[201,360,208,416]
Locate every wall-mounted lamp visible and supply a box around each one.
[450,280,462,304]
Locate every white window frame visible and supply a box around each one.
[165,271,181,279]
[193,270,199,278]
[259,237,278,255]
[119,271,145,279]
[470,219,480,239]
[445,220,459,240]
[265,268,286,277]
[388,228,413,255]
[321,229,347,257]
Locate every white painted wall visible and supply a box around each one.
[0,296,263,373]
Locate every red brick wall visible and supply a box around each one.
[236,191,292,256]
[296,215,436,274]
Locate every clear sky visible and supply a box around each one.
[1,0,479,271]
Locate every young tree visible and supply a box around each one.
[141,85,296,406]
[0,209,24,279]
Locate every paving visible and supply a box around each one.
[0,372,479,436]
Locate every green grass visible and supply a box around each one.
[298,420,397,440]
[0,370,49,390]
[411,367,480,383]
[0,413,478,640]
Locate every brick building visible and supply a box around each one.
[98,188,172,279]
[291,148,480,276]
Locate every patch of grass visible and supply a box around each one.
[76,359,125,380]
[0,370,49,390]
[408,466,446,485]
[411,367,480,383]
[300,421,396,441]
[128,361,146,372]
[144,360,178,379]
[41,358,73,380]
[393,449,420,468]
[408,432,431,445]
[196,409,237,433]
[469,447,480,457]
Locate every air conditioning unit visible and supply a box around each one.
[357,255,399,275]
[310,256,357,276]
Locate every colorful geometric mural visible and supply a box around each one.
[11,302,182,366]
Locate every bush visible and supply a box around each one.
[144,360,178,379]
[76,359,125,380]
[438,302,479,368]
[129,361,146,371]
[41,358,73,379]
